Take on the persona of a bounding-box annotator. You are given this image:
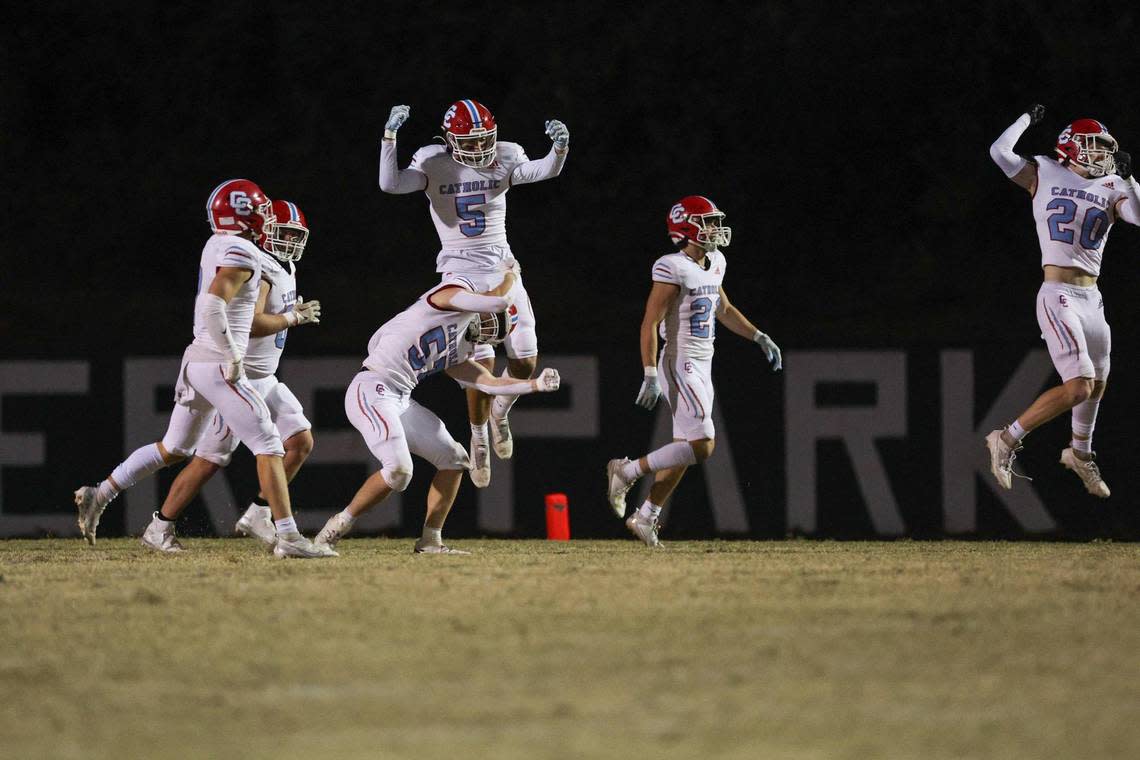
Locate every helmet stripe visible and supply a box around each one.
[463,99,481,127]
[287,201,299,222]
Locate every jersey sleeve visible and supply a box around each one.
[219,243,260,272]
[651,255,680,285]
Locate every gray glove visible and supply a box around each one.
[635,369,661,409]
[385,105,410,134]
[754,332,782,372]
[545,119,569,149]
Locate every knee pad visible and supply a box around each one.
[159,436,197,460]
[382,467,413,492]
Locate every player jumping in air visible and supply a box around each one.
[986,105,1140,496]
[313,272,561,554]
[139,200,322,552]
[378,100,568,488]
[73,181,334,558]
[605,197,782,546]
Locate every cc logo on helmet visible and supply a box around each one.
[669,204,688,224]
[229,191,253,216]
[1058,128,1072,144]
[442,105,458,128]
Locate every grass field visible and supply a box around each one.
[1,539,1137,759]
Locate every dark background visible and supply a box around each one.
[3,1,1140,538]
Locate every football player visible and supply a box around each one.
[313,272,561,554]
[73,181,334,558]
[378,99,569,488]
[985,105,1140,496]
[139,200,322,552]
[605,197,782,546]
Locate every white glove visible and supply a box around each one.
[754,331,782,371]
[385,105,410,137]
[545,119,569,149]
[635,368,661,409]
[535,368,561,392]
[288,297,321,326]
[224,356,245,383]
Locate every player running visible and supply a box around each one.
[378,99,569,488]
[313,273,561,554]
[73,180,334,558]
[985,104,1140,496]
[139,200,322,552]
[605,197,782,547]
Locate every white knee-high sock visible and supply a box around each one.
[1071,397,1101,451]
[491,372,523,419]
[645,441,697,473]
[102,443,166,506]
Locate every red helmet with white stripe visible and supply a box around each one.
[667,196,732,251]
[442,99,497,168]
[1055,119,1118,177]
[207,179,275,237]
[262,199,309,262]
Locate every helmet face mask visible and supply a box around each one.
[1056,120,1119,177]
[466,307,517,346]
[262,200,310,262]
[667,196,732,251]
[442,99,498,168]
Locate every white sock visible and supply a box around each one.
[646,441,698,473]
[620,458,644,481]
[274,516,297,535]
[491,387,520,420]
[94,479,120,509]
[470,422,488,440]
[637,501,662,521]
[421,526,442,545]
[1006,420,1028,443]
[1071,438,1093,455]
[106,443,166,503]
[338,508,356,525]
[1071,398,1100,447]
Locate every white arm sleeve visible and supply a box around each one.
[446,290,510,313]
[378,139,428,193]
[510,146,567,185]
[199,294,240,361]
[1117,177,1140,225]
[989,113,1031,178]
[469,378,535,396]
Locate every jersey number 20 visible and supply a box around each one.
[1046,198,1109,250]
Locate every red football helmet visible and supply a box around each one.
[1055,119,1118,177]
[442,99,497,168]
[262,199,309,262]
[667,196,732,251]
[207,179,275,236]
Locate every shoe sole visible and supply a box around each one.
[605,462,628,518]
[983,434,1012,490]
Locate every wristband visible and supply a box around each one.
[643,367,658,377]
[752,330,764,343]
[284,310,300,327]
[383,129,398,141]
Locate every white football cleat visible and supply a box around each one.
[74,485,105,546]
[984,429,1029,490]
[625,512,662,548]
[273,532,338,559]
[140,512,185,553]
[470,437,491,488]
[1060,448,1111,498]
[606,458,635,518]
[413,539,471,555]
[315,512,355,548]
[234,504,276,546]
[490,414,513,459]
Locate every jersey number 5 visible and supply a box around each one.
[407,326,449,378]
[456,194,486,238]
[1046,198,1110,250]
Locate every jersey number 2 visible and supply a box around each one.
[690,297,716,338]
[1046,198,1109,249]
[456,194,486,237]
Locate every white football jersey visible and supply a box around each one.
[187,234,263,361]
[243,254,298,379]
[410,141,530,266]
[362,284,479,395]
[652,250,727,361]
[1032,155,1133,276]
